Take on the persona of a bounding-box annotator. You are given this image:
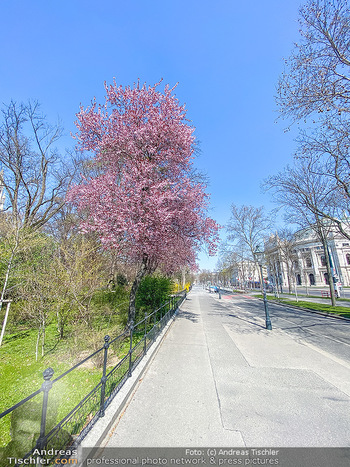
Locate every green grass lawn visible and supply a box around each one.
[0,323,122,447]
[0,283,177,454]
[0,318,156,449]
[253,294,350,319]
[272,292,350,303]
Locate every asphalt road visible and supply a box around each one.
[218,290,350,364]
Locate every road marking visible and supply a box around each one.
[222,294,255,300]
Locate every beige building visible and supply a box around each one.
[231,259,267,289]
[265,224,350,289]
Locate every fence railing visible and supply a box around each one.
[0,290,187,466]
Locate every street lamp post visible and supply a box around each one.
[254,245,272,330]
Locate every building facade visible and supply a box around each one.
[231,260,267,289]
[264,225,350,289]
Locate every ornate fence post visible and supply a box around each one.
[128,321,134,377]
[36,367,54,452]
[99,335,110,417]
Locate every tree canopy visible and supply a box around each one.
[69,80,219,321]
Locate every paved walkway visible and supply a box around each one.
[100,287,350,448]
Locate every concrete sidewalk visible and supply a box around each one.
[100,287,350,448]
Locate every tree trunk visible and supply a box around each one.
[128,255,149,324]
[0,239,18,346]
[274,268,280,298]
[41,318,46,357]
[287,265,292,294]
[294,275,299,302]
[181,269,186,290]
[322,237,337,306]
[56,309,64,339]
[0,302,11,346]
[36,326,41,362]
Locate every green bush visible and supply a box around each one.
[135,275,174,321]
[91,286,130,328]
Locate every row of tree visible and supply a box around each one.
[215,206,302,296]
[216,0,350,305]
[269,0,350,305]
[0,101,96,356]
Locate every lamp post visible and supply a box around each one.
[254,245,272,330]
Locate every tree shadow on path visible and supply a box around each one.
[178,309,199,323]
[206,301,266,330]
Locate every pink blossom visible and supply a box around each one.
[68,80,219,276]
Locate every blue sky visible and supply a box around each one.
[0,0,303,270]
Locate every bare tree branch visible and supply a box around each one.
[0,101,79,231]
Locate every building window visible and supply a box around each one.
[296,274,302,285]
[343,243,349,247]
[320,256,327,266]
[309,273,315,285]
[306,257,312,268]
[346,254,350,265]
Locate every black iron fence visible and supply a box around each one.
[0,290,187,466]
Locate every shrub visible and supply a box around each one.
[135,275,174,321]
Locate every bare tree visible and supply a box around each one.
[264,243,282,295]
[295,122,350,238]
[216,254,235,287]
[273,228,299,294]
[226,204,274,287]
[273,0,350,305]
[17,249,53,361]
[198,269,212,285]
[277,0,350,122]
[227,205,274,257]
[51,233,108,337]
[0,101,78,344]
[264,158,338,305]
[0,101,78,229]
[275,0,350,248]
[218,243,256,290]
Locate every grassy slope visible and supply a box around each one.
[0,324,105,446]
[0,321,152,446]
